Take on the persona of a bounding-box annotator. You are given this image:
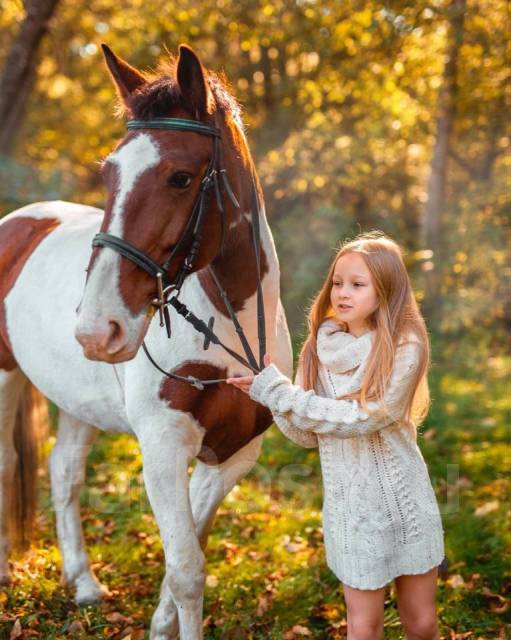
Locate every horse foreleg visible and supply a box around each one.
[49,411,108,604]
[149,434,265,639]
[0,369,26,584]
[191,434,264,547]
[137,415,205,640]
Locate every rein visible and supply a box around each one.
[92,116,266,390]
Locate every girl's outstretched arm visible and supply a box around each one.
[271,363,318,448]
[247,341,421,439]
[227,357,318,447]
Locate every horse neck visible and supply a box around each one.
[199,119,280,315]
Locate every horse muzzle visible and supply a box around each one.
[75,317,135,362]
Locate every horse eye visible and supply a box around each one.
[167,172,193,189]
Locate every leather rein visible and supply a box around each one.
[92,116,266,390]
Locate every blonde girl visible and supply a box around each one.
[227,231,445,640]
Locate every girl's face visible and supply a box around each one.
[330,252,379,336]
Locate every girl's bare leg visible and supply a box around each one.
[395,567,440,640]
[343,582,386,640]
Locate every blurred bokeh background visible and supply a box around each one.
[1,0,510,346]
[0,1,510,638]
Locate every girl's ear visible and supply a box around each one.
[176,44,213,119]
[101,44,147,105]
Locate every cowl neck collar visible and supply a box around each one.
[316,318,375,374]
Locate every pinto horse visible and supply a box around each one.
[0,44,292,639]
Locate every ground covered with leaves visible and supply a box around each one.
[0,351,510,639]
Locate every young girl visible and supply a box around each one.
[227,232,445,640]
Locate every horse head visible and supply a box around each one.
[75,44,252,362]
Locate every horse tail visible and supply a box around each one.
[11,384,48,550]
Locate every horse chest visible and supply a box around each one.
[159,362,272,465]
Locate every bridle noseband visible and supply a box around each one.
[91,117,266,389]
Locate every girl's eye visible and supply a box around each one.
[332,282,364,287]
[167,172,193,189]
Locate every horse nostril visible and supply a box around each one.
[106,320,127,354]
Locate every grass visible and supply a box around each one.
[0,352,510,639]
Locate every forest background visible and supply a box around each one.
[0,1,510,638]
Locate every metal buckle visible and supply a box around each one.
[187,377,205,391]
[201,173,214,189]
[151,273,167,328]
[150,273,176,338]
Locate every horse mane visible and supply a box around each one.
[121,55,245,130]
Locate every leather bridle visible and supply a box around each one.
[91,116,266,389]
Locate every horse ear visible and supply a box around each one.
[101,43,147,103]
[176,44,212,119]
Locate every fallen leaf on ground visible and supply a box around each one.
[122,631,145,640]
[105,612,134,625]
[131,631,145,640]
[67,620,86,635]
[256,594,271,616]
[480,586,509,613]
[474,500,499,516]
[283,625,312,638]
[447,574,466,588]
[10,620,22,640]
[282,534,308,553]
[206,574,219,588]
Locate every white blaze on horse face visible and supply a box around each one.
[75,134,161,361]
[107,134,161,236]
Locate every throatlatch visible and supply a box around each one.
[92,116,266,389]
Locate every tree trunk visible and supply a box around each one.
[0,0,60,155]
[420,0,465,323]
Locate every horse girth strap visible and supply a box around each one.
[91,116,267,386]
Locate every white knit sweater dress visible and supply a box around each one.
[249,319,445,590]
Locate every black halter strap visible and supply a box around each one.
[92,116,266,388]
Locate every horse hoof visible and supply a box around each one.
[75,577,110,605]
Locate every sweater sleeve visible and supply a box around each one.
[249,341,421,439]
[271,363,319,449]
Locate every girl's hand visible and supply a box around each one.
[226,354,271,395]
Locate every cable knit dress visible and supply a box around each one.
[249,319,445,590]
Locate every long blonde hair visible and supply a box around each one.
[299,231,430,437]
